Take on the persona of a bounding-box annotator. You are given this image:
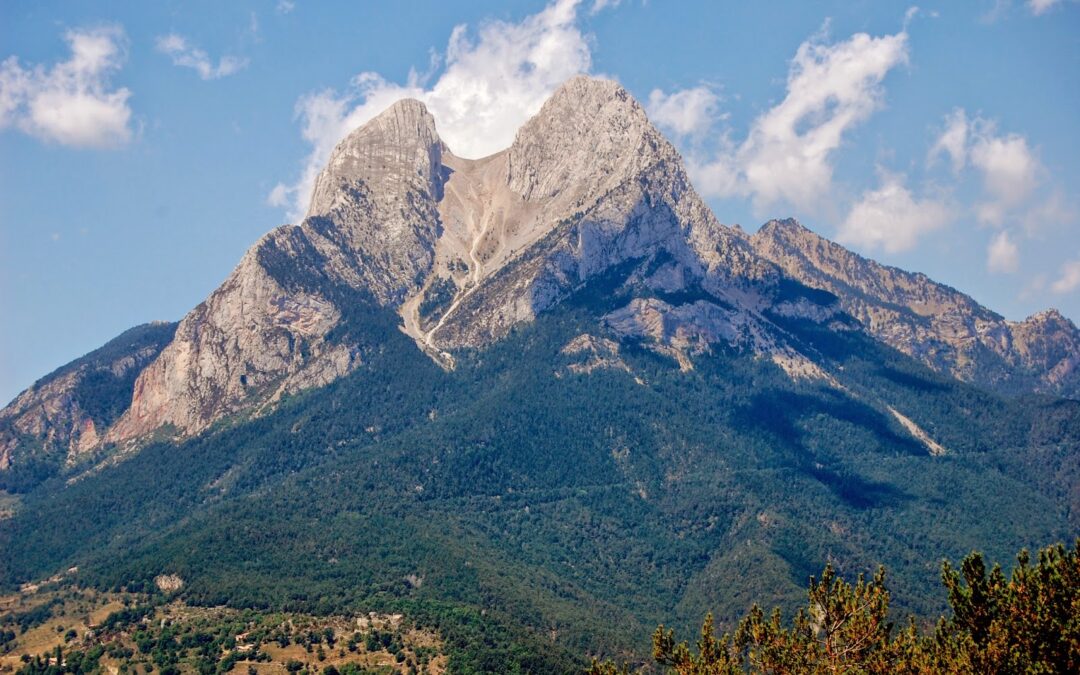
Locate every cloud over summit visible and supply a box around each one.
[270,0,594,220]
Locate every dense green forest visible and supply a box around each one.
[1,272,1078,672]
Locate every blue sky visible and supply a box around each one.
[2,0,1079,404]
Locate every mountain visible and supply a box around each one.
[5,77,1074,471]
[1,77,1078,671]
[751,218,1080,398]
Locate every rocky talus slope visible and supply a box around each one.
[750,218,1080,398]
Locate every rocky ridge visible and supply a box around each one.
[0,322,176,477]
[105,76,813,446]
[749,218,1080,398]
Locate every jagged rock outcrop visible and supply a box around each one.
[419,77,776,348]
[304,98,445,305]
[750,218,1080,398]
[0,322,176,477]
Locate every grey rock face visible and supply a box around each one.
[422,76,775,349]
[105,76,793,444]
[750,218,1080,397]
[305,99,445,305]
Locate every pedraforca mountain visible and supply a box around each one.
[750,218,1080,398]
[105,75,799,446]
[2,76,1077,476]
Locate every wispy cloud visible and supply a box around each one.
[270,0,594,220]
[1051,258,1080,293]
[681,25,910,216]
[0,25,133,148]
[987,230,1020,273]
[590,0,623,15]
[646,86,720,138]
[155,34,248,80]
[1028,0,1064,15]
[925,108,1077,274]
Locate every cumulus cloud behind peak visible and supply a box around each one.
[1051,258,1080,294]
[647,86,720,138]
[987,230,1020,274]
[837,170,952,253]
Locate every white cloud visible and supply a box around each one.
[1051,258,1080,293]
[270,0,592,220]
[837,171,952,253]
[277,0,296,13]
[1028,0,1063,15]
[687,27,910,215]
[1022,190,1076,235]
[987,230,1020,273]
[155,34,248,80]
[929,109,1049,228]
[971,131,1040,225]
[742,30,909,212]
[686,140,740,202]
[647,86,719,137]
[590,0,622,15]
[929,108,968,172]
[0,26,133,148]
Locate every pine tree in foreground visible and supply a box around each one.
[589,538,1080,674]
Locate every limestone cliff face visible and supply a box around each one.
[105,245,354,441]
[304,98,445,305]
[750,218,1080,397]
[0,323,176,474]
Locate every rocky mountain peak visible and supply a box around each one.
[420,75,775,349]
[757,218,807,236]
[307,97,444,224]
[6,76,1077,472]
[1024,308,1072,326]
[508,76,667,207]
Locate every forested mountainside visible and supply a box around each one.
[2,281,1076,670]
